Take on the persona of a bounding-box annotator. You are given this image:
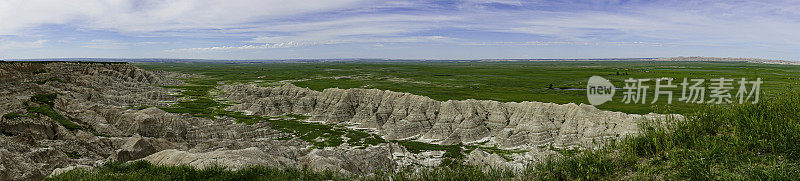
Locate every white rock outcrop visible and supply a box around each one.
[221,84,680,149]
[142,148,292,170]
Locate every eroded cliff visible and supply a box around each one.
[221,84,677,149]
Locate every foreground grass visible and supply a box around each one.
[47,160,515,181]
[46,160,348,181]
[527,88,800,180]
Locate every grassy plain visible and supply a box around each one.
[136,61,800,114]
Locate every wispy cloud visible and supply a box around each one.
[81,39,130,49]
[460,41,665,46]
[3,0,800,59]
[167,42,321,52]
[0,39,47,50]
[0,0,368,35]
[169,36,455,52]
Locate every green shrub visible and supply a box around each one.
[91,131,110,137]
[2,113,38,119]
[31,93,57,106]
[390,140,464,159]
[64,151,81,159]
[27,105,83,130]
[2,113,21,119]
[26,93,83,130]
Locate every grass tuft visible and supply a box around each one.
[2,113,39,119]
[46,160,349,181]
[26,93,84,130]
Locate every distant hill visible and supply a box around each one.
[653,56,800,65]
[485,57,800,65]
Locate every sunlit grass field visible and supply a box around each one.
[136,60,800,114]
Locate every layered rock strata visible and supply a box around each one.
[0,62,195,180]
[221,84,679,149]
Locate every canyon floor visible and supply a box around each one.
[1,60,799,180]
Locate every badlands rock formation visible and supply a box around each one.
[221,84,677,149]
[0,62,677,180]
[0,62,188,180]
[0,62,404,180]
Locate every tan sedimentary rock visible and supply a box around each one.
[0,147,70,181]
[0,62,189,180]
[47,165,92,178]
[0,116,56,140]
[298,145,394,175]
[111,135,181,162]
[466,148,517,170]
[386,143,444,168]
[142,148,294,170]
[221,84,679,148]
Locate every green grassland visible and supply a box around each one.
[136,61,800,114]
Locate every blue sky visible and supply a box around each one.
[1,0,799,60]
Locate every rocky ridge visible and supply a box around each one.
[221,84,678,149]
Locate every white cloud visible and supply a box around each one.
[458,0,523,9]
[4,0,800,59]
[81,39,129,49]
[240,14,458,44]
[80,39,166,49]
[172,12,461,51]
[460,41,665,46]
[170,36,455,52]
[167,41,318,52]
[0,40,47,50]
[456,0,800,47]
[0,0,368,35]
